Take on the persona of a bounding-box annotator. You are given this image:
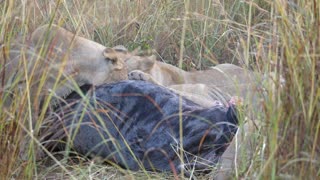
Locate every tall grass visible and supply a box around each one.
[0,0,319,179]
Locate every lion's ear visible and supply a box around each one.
[103,48,124,70]
[141,55,156,71]
[103,47,115,55]
[112,45,128,53]
[131,47,141,55]
[148,55,156,60]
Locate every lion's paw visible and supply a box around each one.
[128,70,151,81]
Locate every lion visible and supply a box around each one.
[106,45,258,104]
[30,24,128,97]
[1,24,128,108]
[0,24,128,160]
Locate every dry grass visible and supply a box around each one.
[0,0,319,179]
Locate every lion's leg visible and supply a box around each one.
[216,119,257,180]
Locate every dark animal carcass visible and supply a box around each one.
[41,80,239,175]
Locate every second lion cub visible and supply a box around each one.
[104,45,258,104]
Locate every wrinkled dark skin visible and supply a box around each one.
[42,80,239,175]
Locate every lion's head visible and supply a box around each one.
[104,45,156,73]
[28,24,129,97]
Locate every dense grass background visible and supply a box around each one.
[0,0,319,179]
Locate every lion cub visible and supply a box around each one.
[106,46,257,104]
[1,24,128,108]
[30,24,128,97]
[0,24,128,159]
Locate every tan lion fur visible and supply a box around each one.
[1,24,128,108]
[30,24,128,97]
[109,45,259,103]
